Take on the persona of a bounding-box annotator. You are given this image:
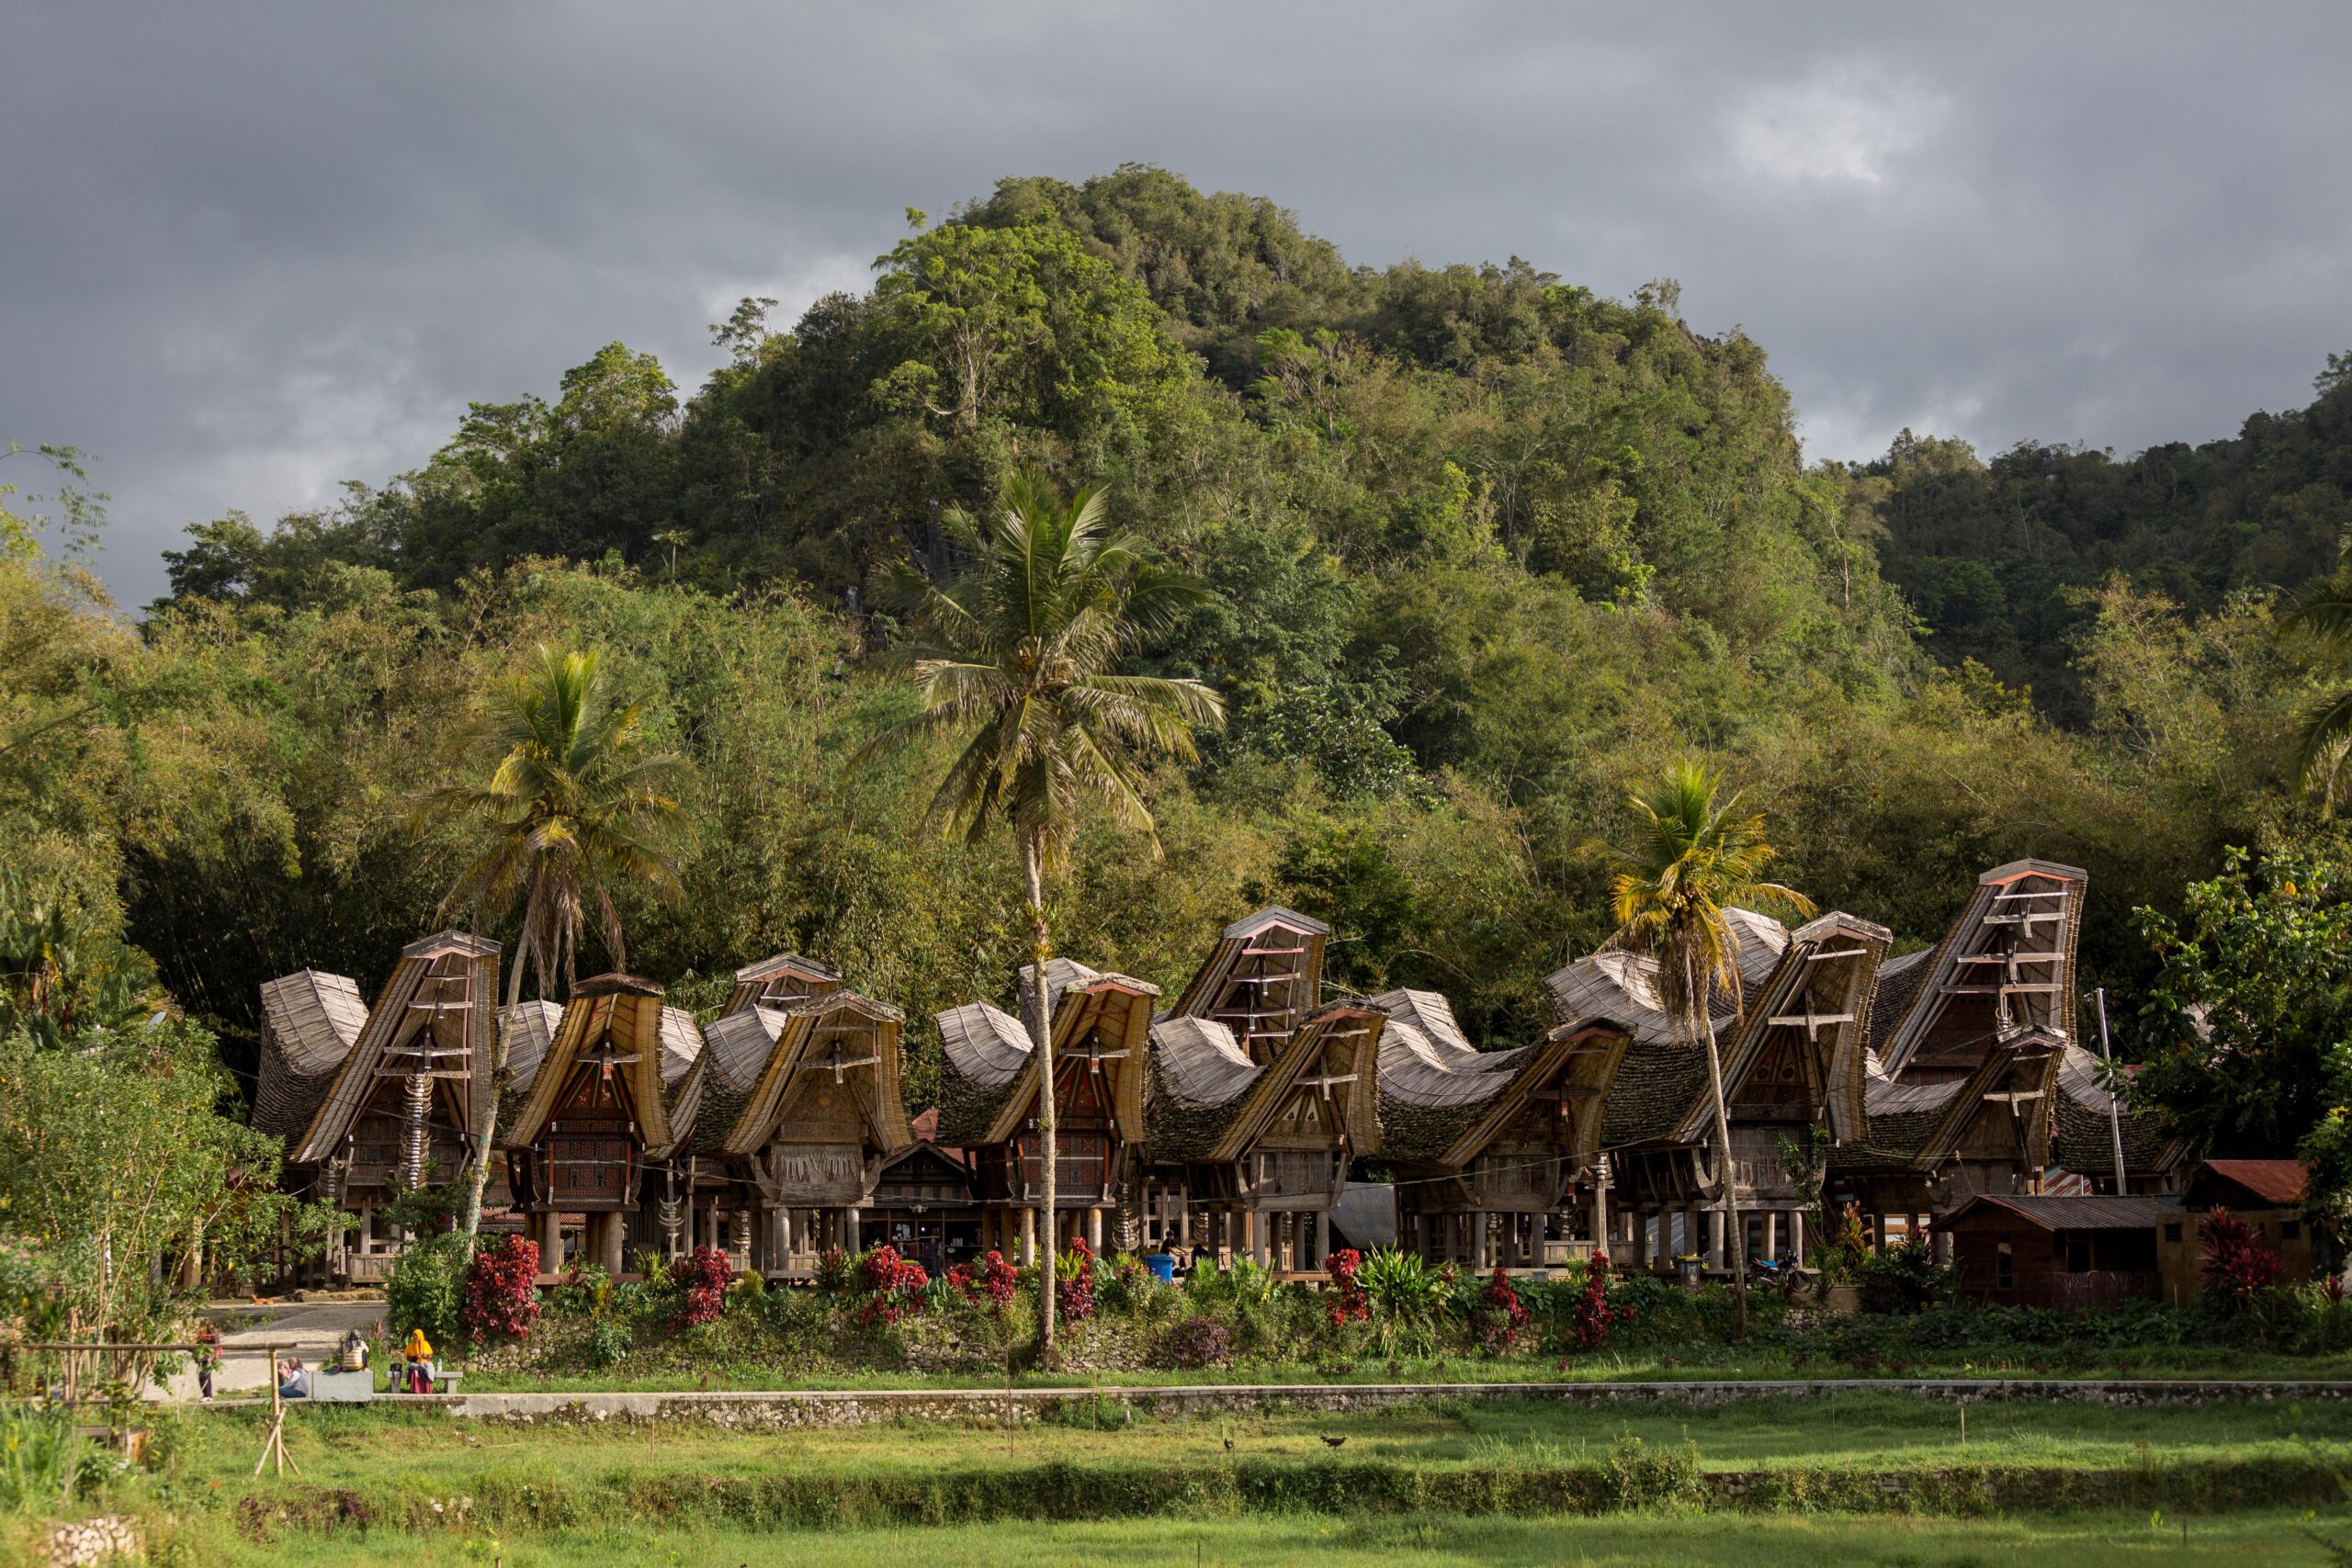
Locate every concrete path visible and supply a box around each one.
[154,1302,386,1401]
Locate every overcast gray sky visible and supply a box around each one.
[6,2,2348,607]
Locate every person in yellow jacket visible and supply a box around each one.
[402,1327,435,1393]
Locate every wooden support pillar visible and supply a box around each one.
[1020,1207,1036,1265]
[1706,1208,1725,1269]
[1178,1198,1193,1248]
[1791,1209,1806,1267]
[1763,1211,1779,1264]
[845,1207,861,1256]
[1315,1210,1332,1271]
[1087,1207,1103,1254]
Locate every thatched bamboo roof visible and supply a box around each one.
[723,952,843,1015]
[1874,859,2087,1079]
[502,975,695,1152]
[1543,910,1789,1151]
[1168,906,1329,1059]
[2051,1044,2187,1180]
[253,969,368,1145]
[1142,1014,1262,1160]
[716,989,912,1157]
[933,1000,1033,1145]
[291,931,501,1165]
[1665,911,1891,1147]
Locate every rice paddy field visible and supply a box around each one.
[22,1391,2352,1565]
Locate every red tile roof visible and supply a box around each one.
[911,1108,939,1142]
[2202,1159,2308,1207]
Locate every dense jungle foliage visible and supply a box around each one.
[6,166,2349,1129]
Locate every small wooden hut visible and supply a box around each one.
[1945,1193,2177,1310]
[1375,988,1627,1270]
[2153,1160,2316,1303]
[682,988,912,1274]
[1144,1000,1387,1273]
[503,974,703,1277]
[287,931,503,1280]
[933,960,1159,1261]
[865,1118,980,1278]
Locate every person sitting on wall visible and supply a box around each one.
[402,1327,435,1393]
[277,1358,311,1400]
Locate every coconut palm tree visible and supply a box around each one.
[1596,761,1813,1337]
[419,644,688,1235]
[2290,569,2352,816]
[862,471,1223,1355]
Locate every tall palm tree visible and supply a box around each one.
[2290,567,2352,816]
[1596,761,1813,1338]
[862,471,1222,1355]
[419,644,688,1235]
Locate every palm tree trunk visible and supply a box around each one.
[1691,953,1749,1338]
[1021,832,1058,1359]
[462,910,534,1239]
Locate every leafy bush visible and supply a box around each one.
[460,1235,540,1343]
[585,1314,633,1369]
[384,1233,469,1347]
[545,1260,613,1319]
[1160,1314,1233,1369]
[947,1248,1018,1310]
[1859,1239,1951,1314]
[1357,1247,1444,1356]
[0,1404,89,1512]
[673,1245,732,1331]
[1056,1236,1097,1324]
[815,1247,854,1294]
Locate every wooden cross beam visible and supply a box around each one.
[1804,948,1871,963]
[800,1051,880,1084]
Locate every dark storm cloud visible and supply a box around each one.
[4,2,2346,606]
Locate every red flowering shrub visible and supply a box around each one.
[461,1235,540,1343]
[947,1248,1019,1310]
[2201,1207,2284,1302]
[673,1245,733,1331]
[1572,1250,1635,1350]
[1472,1267,1529,1352]
[1057,1235,1097,1323]
[1325,1248,1369,1326]
[816,1247,854,1294]
[856,1244,931,1326]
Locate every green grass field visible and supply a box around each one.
[178,1390,2352,1479]
[169,1509,2352,1567]
[25,1393,2352,1565]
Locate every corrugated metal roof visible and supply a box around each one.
[2202,1159,2309,1206]
[1952,1193,2182,1231]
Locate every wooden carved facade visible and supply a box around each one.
[503,974,703,1276]
[1375,987,1627,1269]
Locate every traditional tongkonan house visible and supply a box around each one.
[253,966,370,1283]
[1374,989,1628,1271]
[722,951,843,1015]
[933,959,1159,1261]
[682,987,912,1275]
[280,932,504,1281]
[864,1111,981,1278]
[1166,907,1329,1062]
[1826,861,2086,1254]
[1143,999,1387,1273]
[2043,1044,2189,1198]
[503,974,702,1278]
[1542,907,1798,1272]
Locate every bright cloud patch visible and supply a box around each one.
[1725,65,1946,187]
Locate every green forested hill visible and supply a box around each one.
[10,167,2340,1097]
[1859,356,2352,721]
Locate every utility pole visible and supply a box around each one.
[2094,988,2128,1194]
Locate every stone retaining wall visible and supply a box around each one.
[398,1378,2352,1428]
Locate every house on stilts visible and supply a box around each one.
[1374,988,1627,1270]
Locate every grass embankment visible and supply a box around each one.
[53,1391,2336,1563]
[146,1508,2352,1567]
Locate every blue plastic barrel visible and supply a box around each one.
[1144,1253,1176,1282]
